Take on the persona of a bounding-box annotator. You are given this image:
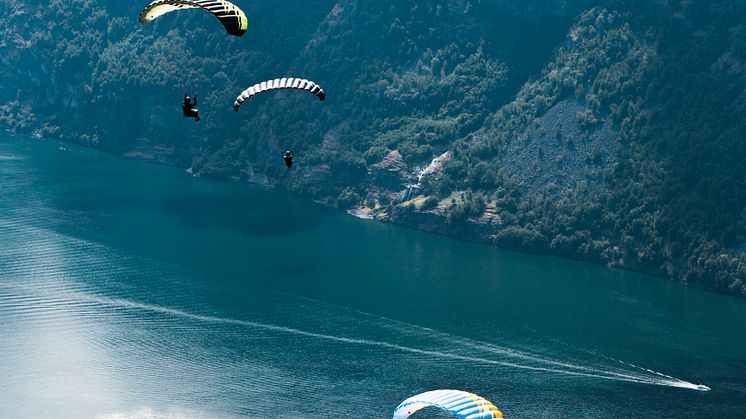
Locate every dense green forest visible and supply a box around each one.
[1,0,745,296]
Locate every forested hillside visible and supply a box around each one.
[2,0,745,296]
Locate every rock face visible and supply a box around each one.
[371,150,410,191]
[391,203,500,244]
[474,203,502,228]
[500,99,620,195]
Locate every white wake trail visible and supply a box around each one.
[297,298,708,390]
[0,284,709,391]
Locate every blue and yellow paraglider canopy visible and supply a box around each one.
[393,389,503,419]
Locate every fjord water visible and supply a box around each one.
[0,133,744,418]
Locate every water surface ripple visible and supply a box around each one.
[0,134,743,418]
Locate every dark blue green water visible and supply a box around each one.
[0,133,744,418]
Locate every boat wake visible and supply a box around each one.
[0,283,709,391]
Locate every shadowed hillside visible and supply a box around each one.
[1,0,745,295]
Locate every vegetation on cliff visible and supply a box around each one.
[1,0,745,295]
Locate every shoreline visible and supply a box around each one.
[6,131,736,300]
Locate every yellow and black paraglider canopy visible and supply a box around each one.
[139,0,248,37]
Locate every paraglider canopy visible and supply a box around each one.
[233,78,325,112]
[393,390,503,419]
[139,0,248,37]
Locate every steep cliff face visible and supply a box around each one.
[2,0,745,295]
[439,3,746,294]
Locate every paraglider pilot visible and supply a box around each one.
[282,150,294,169]
[182,93,201,121]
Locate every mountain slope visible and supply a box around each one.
[1,0,745,295]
